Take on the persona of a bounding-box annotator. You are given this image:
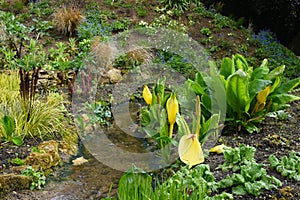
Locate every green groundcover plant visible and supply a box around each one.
[269,151,300,181]
[216,161,282,197]
[117,165,233,200]
[114,144,282,199]
[21,166,46,190]
[216,144,282,197]
[217,144,256,172]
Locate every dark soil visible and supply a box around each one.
[207,98,300,199]
[0,138,40,172]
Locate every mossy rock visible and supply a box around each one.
[0,174,32,196]
[25,140,61,170]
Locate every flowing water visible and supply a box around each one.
[6,116,148,199]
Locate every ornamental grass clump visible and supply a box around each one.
[52,6,84,36]
[0,72,73,142]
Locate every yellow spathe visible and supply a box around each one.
[142,85,152,105]
[252,85,272,114]
[178,134,205,169]
[166,93,179,138]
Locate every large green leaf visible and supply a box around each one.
[186,79,205,95]
[250,62,269,81]
[220,57,234,79]
[233,54,249,72]
[265,65,285,80]
[272,77,300,94]
[205,63,226,118]
[248,79,272,100]
[268,94,300,105]
[195,72,207,88]
[2,115,15,137]
[176,114,191,139]
[226,70,250,114]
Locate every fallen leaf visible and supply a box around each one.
[209,144,228,154]
[72,156,88,166]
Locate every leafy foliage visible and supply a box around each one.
[216,161,282,196]
[217,144,256,172]
[9,157,26,166]
[219,54,300,133]
[269,151,300,181]
[117,165,233,200]
[0,115,23,146]
[159,0,192,13]
[252,30,300,79]
[77,3,112,40]
[77,100,112,127]
[117,166,153,200]
[0,73,73,140]
[216,144,282,196]
[21,166,46,190]
[141,78,172,151]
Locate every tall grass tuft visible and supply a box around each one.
[52,6,84,36]
[0,71,20,104]
[0,72,73,141]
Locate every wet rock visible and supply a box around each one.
[0,174,32,196]
[59,132,79,163]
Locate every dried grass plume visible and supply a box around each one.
[52,6,84,36]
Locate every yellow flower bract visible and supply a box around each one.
[142,85,152,105]
[166,93,179,138]
[178,134,204,169]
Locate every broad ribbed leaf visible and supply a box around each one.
[233,54,248,71]
[176,114,191,139]
[268,94,300,105]
[248,79,272,100]
[186,79,205,95]
[265,65,285,80]
[226,70,250,114]
[272,77,300,94]
[2,115,15,137]
[250,63,269,81]
[220,57,234,79]
[195,72,207,88]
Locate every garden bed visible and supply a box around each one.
[0,0,299,199]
